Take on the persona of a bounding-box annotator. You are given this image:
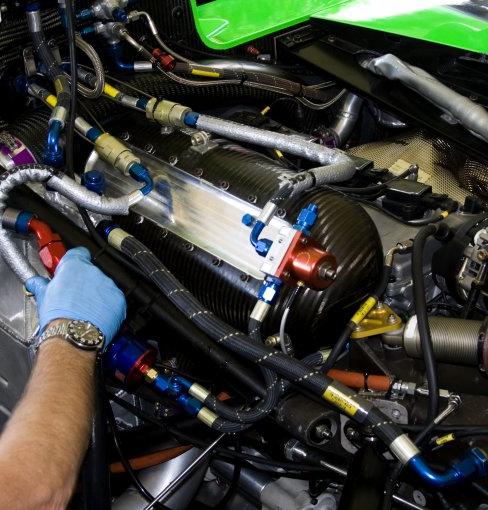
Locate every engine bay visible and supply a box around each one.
[1,1,488,508]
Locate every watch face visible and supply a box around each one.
[67,320,104,349]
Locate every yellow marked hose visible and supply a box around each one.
[103,83,121,98]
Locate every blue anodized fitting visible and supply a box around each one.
[83,170,106,195]
[129,162,153,195]
[43,120,64,168]
[408,448,488,488]
[258,276,282,305]
[242,214,273,257]
[293,203,319,236]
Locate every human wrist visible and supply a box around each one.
[37,319,101,357]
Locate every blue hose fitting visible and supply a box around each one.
[107,42,134,72]
[43,120,64,168]
[258,276,282,305]
[129,162,153,195]
[408,448,488,488]
[14,211,34,235]
[184,111,200,128]
[82,170,106,195]
[293,203,318,236]
[86,127,103,143]
[76,7,93,22]
[242,215,273,257]
[112,7,128,22]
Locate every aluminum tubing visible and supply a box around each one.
[0,165,54,281]
[195,115,352,166]
[47,174,132,215]
[363,54,488,143]
[330,93,364,147]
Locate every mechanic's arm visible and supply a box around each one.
[0,247,126,510]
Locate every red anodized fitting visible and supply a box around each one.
[152,48,176,71]
[275,231,337,290]
[27,218,67,276]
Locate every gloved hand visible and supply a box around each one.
[25,247,126,346]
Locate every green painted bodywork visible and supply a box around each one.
[189,0,488,53]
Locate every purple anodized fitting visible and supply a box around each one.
[0,132,36,170]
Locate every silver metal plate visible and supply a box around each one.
[85,148,289,279]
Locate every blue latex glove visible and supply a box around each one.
[25,247,126,346]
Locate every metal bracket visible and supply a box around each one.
[351,302,402,339]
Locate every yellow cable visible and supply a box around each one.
[191,69,220,78]
[103,83,121,98]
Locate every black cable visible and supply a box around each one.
[321,262,393,373]
[65,0,77,178]
[331,167,414,195]
[412,224,449,423]
[214,436,241,508]
[106,397,169,510]
[108,394,330,474]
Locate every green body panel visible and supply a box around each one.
[190,0,488,53]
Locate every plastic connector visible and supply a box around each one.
[293,203,319,236]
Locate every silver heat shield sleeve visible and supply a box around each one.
[195,115,352,166]
[0,166,53,281]
[47,175,131,215]
[0,165,133,282]
[363,54,488,143]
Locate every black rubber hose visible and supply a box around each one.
[7,186,265,398]
[321,263,393,373]
[412,223,450,422]
[115,232,408,452]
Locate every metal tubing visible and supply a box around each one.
[142,434,226,510]
[195,114,351,166]
[363,54,488,143]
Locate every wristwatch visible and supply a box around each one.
[35,319,105,352]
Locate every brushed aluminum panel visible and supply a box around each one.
[85,148,289,279]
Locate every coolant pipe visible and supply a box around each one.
[329,93,363,147]
[185,112,353,167]
[362,54,488,143]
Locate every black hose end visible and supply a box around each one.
[433,222,451,242]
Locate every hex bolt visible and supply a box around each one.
[184,242,194,252]
[391,409,401,420]
[387,314,398,325]
[314,423,333,441]
[212,258,222,267]
[169,155,178,166]
[248,194,257,204]
[120,131,130,141]
[265,335,279,347]
[219,180,230,191]
[144,143,155,154]
[318,263,337,281]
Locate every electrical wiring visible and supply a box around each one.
[108,394,340,475]
[279,285,303,355]
[106,397,169,510]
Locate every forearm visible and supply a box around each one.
[0,336,96,510]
